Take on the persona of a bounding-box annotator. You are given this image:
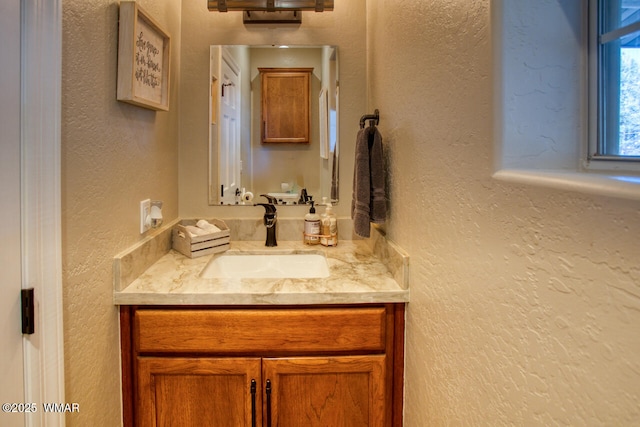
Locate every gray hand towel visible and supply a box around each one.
[351,126,386,238]
[331,147,338,201]
[369,127,386,224]
[352,128,371,237]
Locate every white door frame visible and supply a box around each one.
[1,0,26,423]
[21,0,66,425]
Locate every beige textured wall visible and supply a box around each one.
[367,0,640,425]
[61,0,180,425]
[179,0,366,219]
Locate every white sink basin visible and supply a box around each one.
[201,253,330,279]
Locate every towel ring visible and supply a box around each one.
[359,109,379,129]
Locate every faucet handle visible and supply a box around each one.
[260,194,278,204]
[299,188,308,204]
[255,203,277,214]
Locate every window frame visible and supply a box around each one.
[587,0,640,168]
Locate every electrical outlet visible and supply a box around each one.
[140,199,151,234]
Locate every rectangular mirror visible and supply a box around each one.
[208,45,339,206]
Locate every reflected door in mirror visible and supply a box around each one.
[219,51,241,204]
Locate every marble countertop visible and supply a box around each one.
[114,231,409,305]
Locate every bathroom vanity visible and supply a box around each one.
[114,221,409,426]
[121,304,404,426]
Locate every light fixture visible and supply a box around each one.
[207,1,334,12]
[207,1,334,24]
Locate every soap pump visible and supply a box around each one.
[303,200,320,245]
[320,197,338,246]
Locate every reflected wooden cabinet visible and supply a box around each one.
[259,68,312,144]
[120,305,405,426]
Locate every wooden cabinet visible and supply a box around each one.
[263,356,386,426]
[120,305,404,427]
[259,68,312,144]
[137,357,261,426]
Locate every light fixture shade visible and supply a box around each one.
[208,0,334,12]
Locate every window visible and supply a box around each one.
[590,0,640,160]
[494,1,640,201]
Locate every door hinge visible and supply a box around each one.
[21,288,35,334]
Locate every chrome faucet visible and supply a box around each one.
[256,199,277,247]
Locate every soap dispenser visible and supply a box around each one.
[303,200,320,245]
[320,197,338,246]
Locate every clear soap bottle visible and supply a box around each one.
[320,198,338,246]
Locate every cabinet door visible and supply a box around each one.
[263,355,387,427]
[260,68,311,144]
[137,357,261,427]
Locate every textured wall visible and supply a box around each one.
[61,0,180,424]
[497,0,583,169]
[367,0,640,425]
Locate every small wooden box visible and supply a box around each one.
[172,219,230,258]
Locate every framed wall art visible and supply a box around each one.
[117,2,170,111]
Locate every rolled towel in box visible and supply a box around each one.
[196,219,221,233]
[185,225,209,237]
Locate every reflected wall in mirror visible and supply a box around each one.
[209,45,339,206]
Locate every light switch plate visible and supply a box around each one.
[140,199,151,234]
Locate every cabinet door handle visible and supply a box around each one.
[250,379,257,427]
[265,379,272,427]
